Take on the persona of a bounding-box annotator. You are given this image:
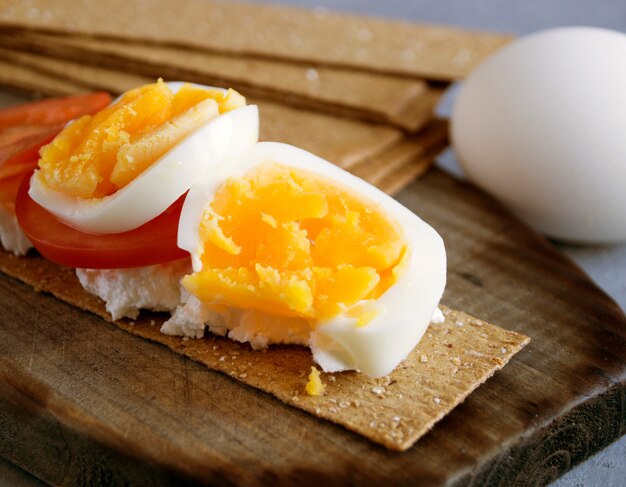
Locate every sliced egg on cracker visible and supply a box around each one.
[29,80,259,234]
[174,142,446,377]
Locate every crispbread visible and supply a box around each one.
[0,249,529,451]
[351,119,449,182]
[0,49,404,169]
[0,56,89,98]
[378,148,450,196]
[256,101,400,169]
[0,31,440,132]
[0,0,511,81]
[0,52,447,194]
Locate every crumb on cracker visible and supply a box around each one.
[305,366,325,396]
[371,386,386,397]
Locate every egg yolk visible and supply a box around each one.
[305,367,325,396]
[183,162,408,322]
[37,81,246,199]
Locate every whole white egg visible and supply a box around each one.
[451,27,626,243]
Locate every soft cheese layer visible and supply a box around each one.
[0,207,32,256]
[76,258,191,320]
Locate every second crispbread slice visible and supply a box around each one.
[0,249,530,451]
[0,30,440,132]
[350,119,449,183]
[0,50,448,194]
[0,47,403,168]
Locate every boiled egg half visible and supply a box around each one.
[174,142,446,378]
[28,80,259,233]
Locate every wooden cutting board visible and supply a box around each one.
[1,166,625,486]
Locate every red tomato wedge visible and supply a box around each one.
[0,123,59,150]
[0,92,112,129]
[0,129,63,212]
[0,172,28,213]
[0,161,38,181]
[15,175,189,269]
[0,92,113,202]
[0,126,61,166]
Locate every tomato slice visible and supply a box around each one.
[0,92,113,184]
[0,172,28,213]
[0,123,58,150]
[15,174,189,269]
[0,130,62,216]
[0,161,35,185]
[0,92,112,129]
[5,91,189,269]
[0,126,61,167]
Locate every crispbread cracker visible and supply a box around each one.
[0,31,439,132]
[0,57,87,98]
[0,53,447,194]
[0,53,446,192]
[0,49,403,168]
[257,101,400,169]
[0,0,511,81]
[0,249,529,451]
[378,147,450,196]
[351,119,449,183]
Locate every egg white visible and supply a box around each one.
[28,82,259,234]
[177,142,446,378]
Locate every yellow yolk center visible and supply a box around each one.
[37,81,246,199]
[183,162,408,322]
[305,367,325,396]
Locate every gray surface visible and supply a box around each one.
[1,1,625,485]
[247,1,626,486]
[253,0,626,34]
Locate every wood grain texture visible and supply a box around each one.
[1,168,625,485]
[0,248,529,451]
